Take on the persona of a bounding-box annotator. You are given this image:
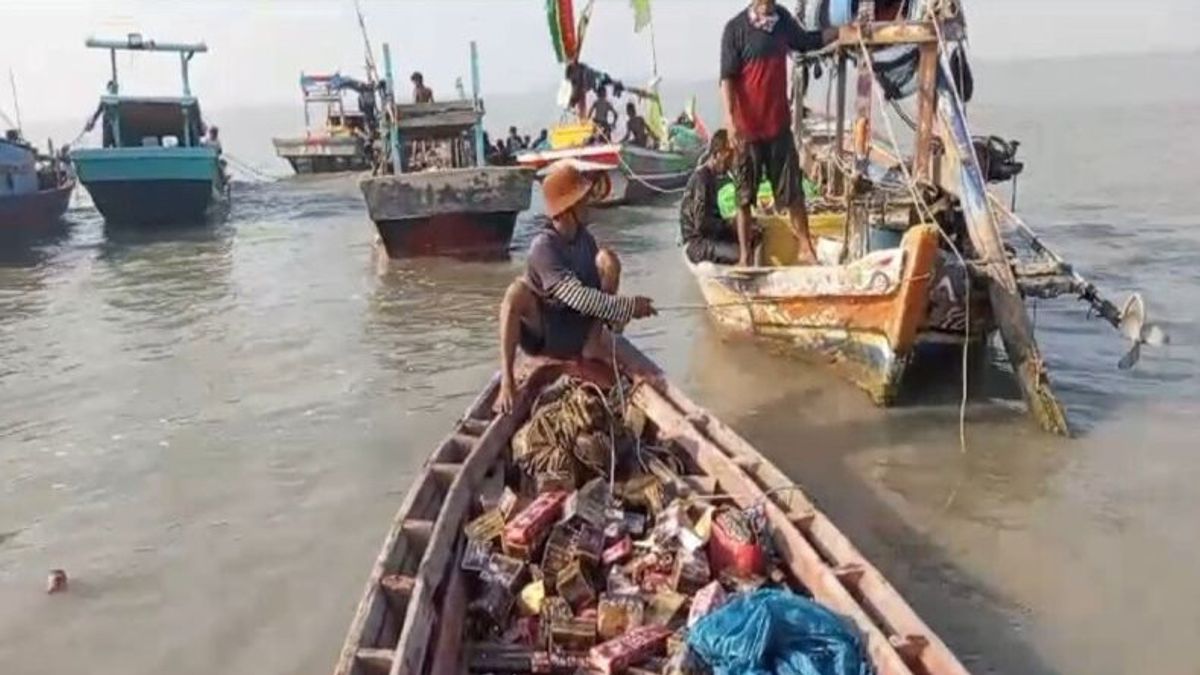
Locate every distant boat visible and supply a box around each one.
[516,0,705,206]
[70,34,229,227]
[273,72,376,174]
[0,132,74,232]
[361,42,533,259]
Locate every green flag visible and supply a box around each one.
[630,0,652,33]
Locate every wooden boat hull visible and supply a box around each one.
[332,338,970,675]
[360,167,533,259]
[516,143,698,206]
[687,223,943,404]
[71,147,225,226]
[0,179,74,232]
[273,135,370,174]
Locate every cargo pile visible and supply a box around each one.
[462,378,789,674]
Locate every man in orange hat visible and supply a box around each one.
[497,161,657,413]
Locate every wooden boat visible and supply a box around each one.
[686,2,1162,434]
[70,35,229,227]
[273,72,375,174]
[332,338,970,675]
[517,137,698,207]
[361,43,533,259]
[0,133,74,232]
[515,1,704,207]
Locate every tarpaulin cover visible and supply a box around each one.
[687,589,873,675]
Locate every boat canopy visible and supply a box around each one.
[393,101,479,139]
[97,96,206,148]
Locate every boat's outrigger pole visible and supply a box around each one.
[809,2,1164,434]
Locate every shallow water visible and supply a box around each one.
[3,56,1200,674]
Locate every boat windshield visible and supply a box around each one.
[99,97,205,149]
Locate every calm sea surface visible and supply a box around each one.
[2,54,1199,674]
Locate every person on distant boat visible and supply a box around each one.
[588,88,618,141]
[204,126,223,153]
[506,127,526,154]
[532,129,550,151]
[622,102,657,149]
[680,130,755,265]
[496,161,657,413]
[411,71,434,104]
[721,0,836,265]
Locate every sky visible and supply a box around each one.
[1,0,1198,129]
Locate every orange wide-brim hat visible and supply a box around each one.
[542,160,595,218]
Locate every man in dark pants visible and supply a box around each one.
[680,130,751,265]
[720,0,836,265]
[497,162,656,412]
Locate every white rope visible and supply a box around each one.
[856,34,972,454]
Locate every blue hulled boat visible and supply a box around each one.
[70,34,228,227]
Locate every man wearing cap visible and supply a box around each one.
[721,0,836,265]
[497,162,657,413]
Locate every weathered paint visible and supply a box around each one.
[360,166,533,259]
[272,135,369,174]
[687,224,940,404]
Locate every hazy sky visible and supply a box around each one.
[1,0,1198,128]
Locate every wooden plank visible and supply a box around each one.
[427,552,469,675]
[616,341,971,675]
[933,69,1070,435]
[836,20,964,47]
[333,376,500,675]
[390,372,543,675]
[355,648,395,675]
[913,42,938,182]
[632,384,914,675]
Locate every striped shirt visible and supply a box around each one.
[525,219,634,328]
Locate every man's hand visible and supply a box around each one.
[822,27,839,46]
[497,374,516,414]
[724,117,743,150]
[633,296,657,319]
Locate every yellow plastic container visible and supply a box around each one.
[549,122,596,149]
[760,212,846,266]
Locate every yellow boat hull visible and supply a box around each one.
[686,221,943,404]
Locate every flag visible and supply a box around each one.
[545,0,577,63]
[630,0,652,33]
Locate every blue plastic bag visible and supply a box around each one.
[687,589,873,675]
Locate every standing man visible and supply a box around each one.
[411,71,434,103]
[720,0,836,265]
[588,88,618,141]
[497,162,656,412]
[621,102,657,149]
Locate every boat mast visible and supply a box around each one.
[8,69,23,134]
[470,41,485,167]
[381,42,402,174]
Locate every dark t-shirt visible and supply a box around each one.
[680,164,726,243]
[720,6,824,141]
[524,219,601,356]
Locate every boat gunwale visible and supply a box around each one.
[334,340,970,675]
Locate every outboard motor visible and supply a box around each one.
[972,136,1024,184]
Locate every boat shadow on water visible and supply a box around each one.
[0,218,74,268]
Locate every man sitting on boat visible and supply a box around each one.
[622,102,658,150]
[410,71,434,104]
[681,130,756,265]
[497,161,656,412]
[721,0,836,265]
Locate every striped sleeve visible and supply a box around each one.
[548,276,636,326]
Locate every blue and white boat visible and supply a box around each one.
[70,34,228,226]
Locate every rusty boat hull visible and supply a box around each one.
[686,222,991,404]
[360,167,534,259]
[331,337,971,675]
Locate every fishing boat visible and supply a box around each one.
[0,131,74,232]
[515,0,705,207]
[70,34,229,227]
[332,337,970,675]
[684,0,1163,434]
[361,42,533,259]
[272,72,377,174]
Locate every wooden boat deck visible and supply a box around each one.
[333,339,969,675]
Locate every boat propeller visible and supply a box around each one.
[1117,293,1169,370]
